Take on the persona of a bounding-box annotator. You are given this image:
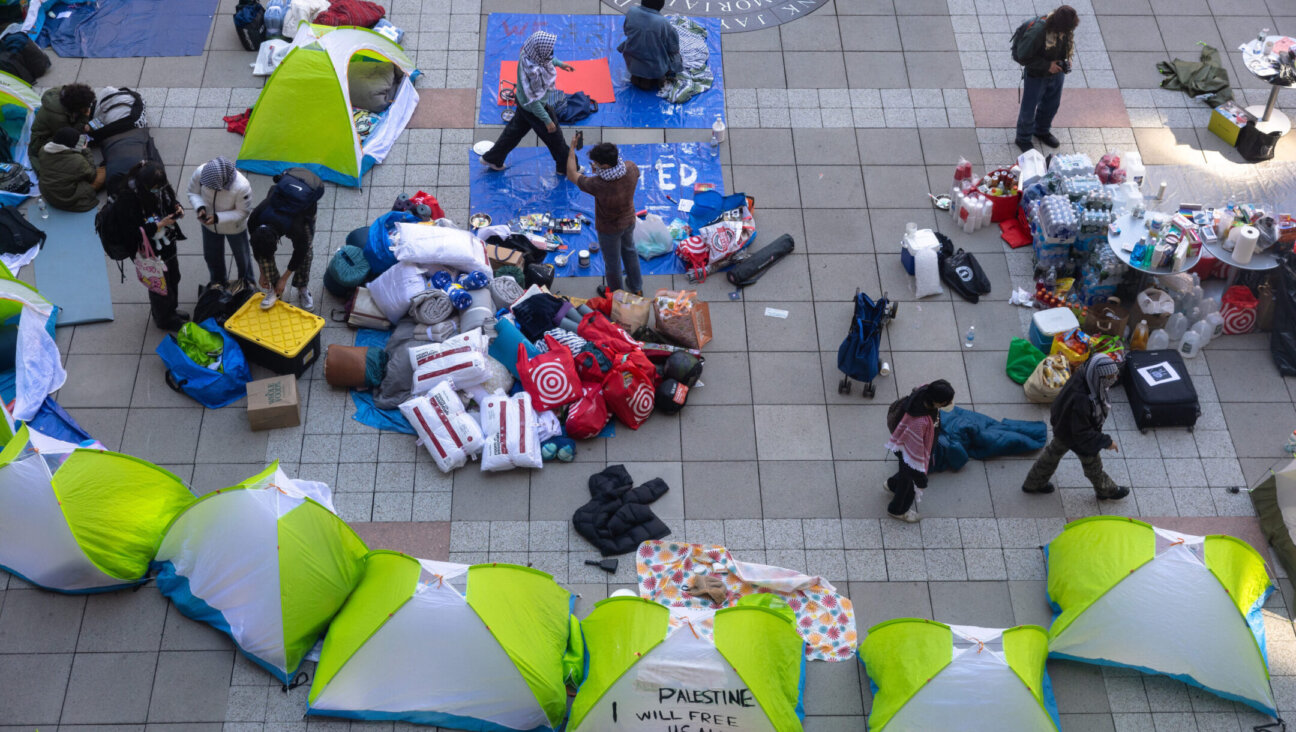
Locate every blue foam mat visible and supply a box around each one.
[33,0,218,58]
[479,13,725,129]
[31,207,113,326]
[349,328,414,435]
[468,142,723,279]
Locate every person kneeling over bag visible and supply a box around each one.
[248,172,321,311]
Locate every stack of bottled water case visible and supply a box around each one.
[1050,153,1094,178]
[1031,195,1078,270]
[1075,245,1126,304]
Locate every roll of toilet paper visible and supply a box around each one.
[1232,225,1259,265]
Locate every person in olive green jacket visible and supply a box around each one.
[36,127,105,212]
[28,83,95,174]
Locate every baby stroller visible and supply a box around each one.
[837,288,897,398]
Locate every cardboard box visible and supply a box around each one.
[246,375,300,431]
[485,244,524,270]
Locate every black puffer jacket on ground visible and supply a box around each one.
[572,464,671,556]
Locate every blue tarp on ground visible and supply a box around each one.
[349,328,414,435]
[467,142,723,279]
[33,0,218,58]
[479,13,725,129]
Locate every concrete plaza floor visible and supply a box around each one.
[3,0,1296,729]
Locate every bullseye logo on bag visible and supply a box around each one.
[601,0,828,31]
[530,360,577,405]
[628,376,654,422]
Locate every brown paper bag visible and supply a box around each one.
[1082,296,1129,338]
[652,289,713,349]
[610,290,652,332]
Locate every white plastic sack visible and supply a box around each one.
[481,392,542,471]
[913,247,943,299]
[368,261,429,324]
[400,384,485,473]
[391,224,491,276]
[282,0,329,38]
[536,409,562,442]
[633,214,673,259]
[253,39,292,76]
[1137,288,1174,316]
[409,328,489,394]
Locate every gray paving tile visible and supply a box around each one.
[451,469,529,520]
[161,603,233,652]
[0,590,85,653]
[756,404,832,460]
[62,652,157,724]
[684,461,761,519]
[77,590,168,653]
[929,580,1015,627]
[58,354,140,407]
[120,408,203,464]
[803,660,865,716]
[760,460,840,518]
[0,652,73,725]
[680,405,755,462]
[836,460,899,518]
[148,651,234,722]
[607,410,682,462]
[845,52,910,88]
[784,52,848,88]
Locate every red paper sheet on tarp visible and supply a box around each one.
[497,59,617,105]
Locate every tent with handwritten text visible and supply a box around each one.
[569,597,806,732]
[307,553,581,731]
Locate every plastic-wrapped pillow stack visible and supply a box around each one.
[409,328,490,394]
[399,382,484,472]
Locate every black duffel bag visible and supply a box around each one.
[726,233,795,288]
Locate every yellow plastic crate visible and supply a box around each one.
[224,294,325,375]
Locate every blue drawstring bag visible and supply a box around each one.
[156,318,252,409]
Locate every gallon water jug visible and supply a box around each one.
[1178,329,1202,358]
[1201,297,1220,316]
[1147,329,1169,350]
[1165,312,1188,342]
[1206,311,1225,339]
[1191,319,1213,347]
[264,0,286,36]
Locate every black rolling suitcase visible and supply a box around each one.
[1122,349,1200,433]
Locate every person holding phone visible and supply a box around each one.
[1011,5,1079,153]
[187,156,254,289]
[480,31,573,175]
[108,161,189,330]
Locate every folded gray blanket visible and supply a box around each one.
[409,289,453,325]
[489,275,525,310]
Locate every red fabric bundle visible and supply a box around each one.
[315,0,385,28]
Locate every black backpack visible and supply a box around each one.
[193,283,254,325]
[1010,16,1045,65]
[95,197,137,261]
[0,163,28,194]
[234,0,267,52]
[259,167,323,233]
[0,205,45,255]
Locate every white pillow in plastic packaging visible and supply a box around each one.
[535,409,562,442]
[400,383,485,473]
[481,392,542,472]
[913,246,943,299]
[409,328,489,393]
[392,223,491,276]
[368,261,429,324]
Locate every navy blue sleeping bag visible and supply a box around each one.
[931,406,1047,473]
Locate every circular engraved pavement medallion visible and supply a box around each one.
[601,0,830,32]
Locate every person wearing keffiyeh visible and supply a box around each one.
[186,156,254,287]
[883,380,956,523]
[480,31,575,175]
[565,138,643,296]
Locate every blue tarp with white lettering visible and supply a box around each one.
[468,142,724,278]
[479,13,725,129]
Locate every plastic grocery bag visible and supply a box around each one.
[1005,337,1046,385]
[633,213,673,259]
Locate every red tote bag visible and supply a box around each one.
[517,335,582,411]
[602,356,656,430]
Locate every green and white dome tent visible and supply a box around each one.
[858,619,1059,731]
[153,463,367,685]
[0,416,193,593]
[1046,516,1276,716]
[307,553,580,730]
[569,596,806,732]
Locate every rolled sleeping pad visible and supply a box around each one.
[726,233,795,288]
[324,344,369,388]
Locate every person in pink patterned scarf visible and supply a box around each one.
[884,380,955,524]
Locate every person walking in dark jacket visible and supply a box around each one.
[110,161,188,330]
[1012,5,1079,153]
[884,380,956,523]
[1021,354,1130,499]
[617,0,682,91]
[480,31,574,175]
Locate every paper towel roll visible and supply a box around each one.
[1232,225,1260,265]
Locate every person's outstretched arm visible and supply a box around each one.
[565,134,582,184]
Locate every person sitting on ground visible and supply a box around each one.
[884,380,956,523]
[187,157,255,289]
[28,83,95,173]
[35,127,104,212]
[565,137,642,296]
[1021,353,1130,500]
[248,194,317,312]
[480,31,574,175]
[617,0,682,91]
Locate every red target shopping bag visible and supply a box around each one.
[1220,285,1259,335]
[517,335,581,411]
[602,355,655,430]
[565,381,609,439]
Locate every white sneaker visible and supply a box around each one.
[298,287,314,311]
[882,481,894,495]
[260,291,277,310]
[887,508,920,523]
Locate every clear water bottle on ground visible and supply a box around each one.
[710,114,725,156]
[37,197,47,219]
[1286,429,1296,457]
[964,325,975,349]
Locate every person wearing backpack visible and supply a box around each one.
[248,195,317,311]
[187,157,254,289]
[28,83,95,174]
[35,127,104,212]
[883,380,955,523]
[1011,5,1079,153]
[105,161,188,330]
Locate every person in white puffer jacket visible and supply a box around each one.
[187,157,254,287]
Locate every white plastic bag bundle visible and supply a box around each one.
[913,247,943,298]
[633,213,673,259]
[400,383,484,473]
[481,392,542,472]
[368,261,429,324]
[409,328,489,394]
[392,223,490,275]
